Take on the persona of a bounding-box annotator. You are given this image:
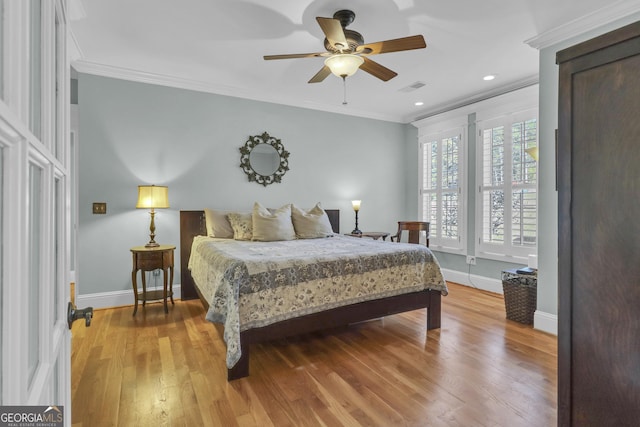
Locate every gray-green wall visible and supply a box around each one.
[77,74,411,297]
[77,11,640,325]
[73,74,538,308]
[536,13,640,324]
[76,73,524,303]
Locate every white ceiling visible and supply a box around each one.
[69,0,638,123]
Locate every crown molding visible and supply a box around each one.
[68,30,83,62]
[68,0,87,21]
[70,59,404,123]
[525,0,640,49]
[72,59,241,95]
[409,75,539,123]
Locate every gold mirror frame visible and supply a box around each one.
[239,132,290,186]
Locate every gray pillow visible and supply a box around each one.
[204,208,236,238]
[291,203,334,238]
[252,202,296,241]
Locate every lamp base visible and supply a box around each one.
[145,210,159,248]
[352,209,361,235]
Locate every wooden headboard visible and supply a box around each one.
[179,209,340,300]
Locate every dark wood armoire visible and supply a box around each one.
[557,21,640,426]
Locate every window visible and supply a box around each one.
[477,110,537,260]
[0,146,3,401]
[28,161,43,387]
[419,126,465,251]
[0,0,4,100]
[1,0,71,404]
[30,0,42,139]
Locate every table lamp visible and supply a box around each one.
[136,185,169,247]
[351,200,362,235]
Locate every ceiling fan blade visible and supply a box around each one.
[359,57,397,81]
[357,35,426,55]
[308,66,332,83]
[316,17,348,50]
[264,52,328,60]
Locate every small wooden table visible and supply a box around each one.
[346,232,390,241]
[130,245,175,315]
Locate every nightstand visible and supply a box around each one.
[130,245,175,315]
[346,232,390,241]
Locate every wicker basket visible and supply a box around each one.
[502,276,537,325]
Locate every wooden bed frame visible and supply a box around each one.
[179,209,442,380]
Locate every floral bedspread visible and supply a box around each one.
[188,235,448,368]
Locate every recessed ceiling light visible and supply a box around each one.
[483,75,496,81]
[415,101,424,106]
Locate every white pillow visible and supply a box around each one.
[204,208,236,238]
[291,203,334,238]
[227,212,253,241]
[252,202,296,242]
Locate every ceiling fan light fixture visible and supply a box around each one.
[324,54,364,78]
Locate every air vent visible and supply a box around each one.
[399,81,426,92]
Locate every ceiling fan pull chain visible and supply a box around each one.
[342,76,348,105]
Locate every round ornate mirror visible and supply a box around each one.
[239,132,290,186]
[249,143,279,176]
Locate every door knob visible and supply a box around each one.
[67,302,93,329]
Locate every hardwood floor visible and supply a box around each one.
[71,283,557,426]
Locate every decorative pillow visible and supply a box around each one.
[227,212,253,241]
[291,203,334,238]
[204,208,235,238]
[252,202,296,242]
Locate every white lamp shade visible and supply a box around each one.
[136,185,169,209]
[325,54,364,78]
[351,200,361,211]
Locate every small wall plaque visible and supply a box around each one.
[92,202,107,214]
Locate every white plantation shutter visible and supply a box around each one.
[420,127,465,251]
[478,110,537,260]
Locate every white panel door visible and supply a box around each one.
[1,1,72,424]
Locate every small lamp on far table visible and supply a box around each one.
[526,146,539,162]
[351,200,362,235]
[136,185,170,247]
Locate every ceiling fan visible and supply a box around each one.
[264,9,427,84]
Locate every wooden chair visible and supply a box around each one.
[390,221,430,247]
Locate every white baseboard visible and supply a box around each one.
[442,268,558,336]
[76,277,559,336]
[533,310,558,335]
[440,268,503,294]
[76,285,182,310]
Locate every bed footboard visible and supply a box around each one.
[427,291,441,330]
[227,289,441,380]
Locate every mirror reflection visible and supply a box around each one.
[249,143,280,176]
